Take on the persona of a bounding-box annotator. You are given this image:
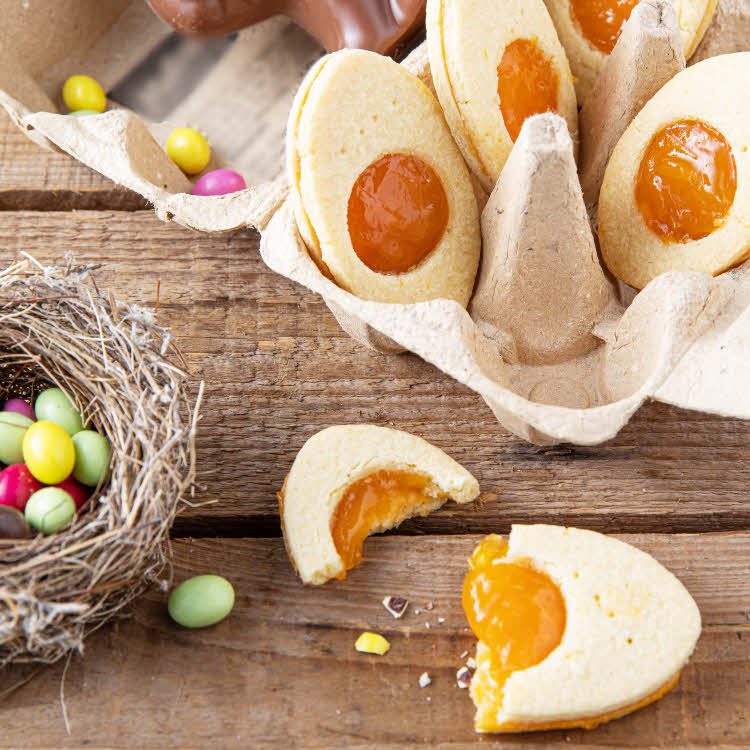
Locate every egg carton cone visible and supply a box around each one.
[2,0,749,445]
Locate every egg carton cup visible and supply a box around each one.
[0,257,199,666]
[1,0,749,445]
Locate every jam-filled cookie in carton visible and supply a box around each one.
[599,52,750,290]
[426,0,579,191]
[286,49,480,306]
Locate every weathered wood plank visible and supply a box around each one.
[0,210,748,534]
[2,533,748,748]
[0,111,146,210]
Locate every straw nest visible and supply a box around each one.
[0,257,200,666]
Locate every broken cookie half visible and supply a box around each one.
[463,525,701,733]
[279,425,480,584]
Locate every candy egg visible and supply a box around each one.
[0,506,33,539]
[192,169,247,196]
[166,128,211,175]
[25,488,76,535]
[168,575,235,628]
[0,464,43,511]
[71,430,111,487]
[55,477,92,509]
[34,387,84,436]
[62,74,107,113]
[67,110,99,118]
[3,398,35,421]
[22,421,76,484]
[0,412,33,465]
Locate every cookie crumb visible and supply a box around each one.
[382,595,409,619]
[466,656,477,670]
[456,666,473,688]
[419,672,432,688]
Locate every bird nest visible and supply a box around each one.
[0,257,200,666]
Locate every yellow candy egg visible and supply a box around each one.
[62,75,106,113]
[22,421,76,485]
[166,128,211,175]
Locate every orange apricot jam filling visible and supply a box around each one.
[570,0,639,54]
[347,154,449,274]
[331,469,443,577]
[635,119,737,243]
[463,535,566,730]
[497,39,560,143]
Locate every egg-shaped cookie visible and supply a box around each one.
[544,0,717,101]
[599,53,750,290]
[464,525,701,733]
[279,425,479,584]
[286,50,480,305]
[426,0,578,190]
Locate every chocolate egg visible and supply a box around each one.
[0,505,33,539]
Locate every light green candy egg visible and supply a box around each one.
[0,412,33,464]
[168,575,235,628]
[25,487,75,535]
[34,388,84,436]
[71,430,111,487]
[67,110,99,118]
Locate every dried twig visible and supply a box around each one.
[0,258,199,666]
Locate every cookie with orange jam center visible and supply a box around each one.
[497,39,560,143]
[634,120,736,243]
[287,49,479,305]
[569,0,639,54]
[347,154,449,274]
[599,53,750,289]
[543,0,717,101]
[426,0,578,190]
[462,526,701,733]
[279,425,479,584]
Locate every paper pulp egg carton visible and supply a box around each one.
[2,0,749,445]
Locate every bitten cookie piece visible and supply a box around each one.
[278,425,479,584]
[599,53,750,290]
[427,0,578,191]
[544,0,717,101]
[463,526,701,733]
[287,49,480,305]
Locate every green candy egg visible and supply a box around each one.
[0,412,33,464]
[71,430,111,487]
[34,388,84,436]
[25,487,75,535]
[168,575,235,628]
[67,110,99,118]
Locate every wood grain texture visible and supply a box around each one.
[2,533,748,749]
[0,111,146,210]
[0,210,748,535]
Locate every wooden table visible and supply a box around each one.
[0,109,748,749]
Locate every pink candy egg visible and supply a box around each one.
[0,464,43,511]
[55,477,91,509]
[3,398,35,421]
[192,169,246,197]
